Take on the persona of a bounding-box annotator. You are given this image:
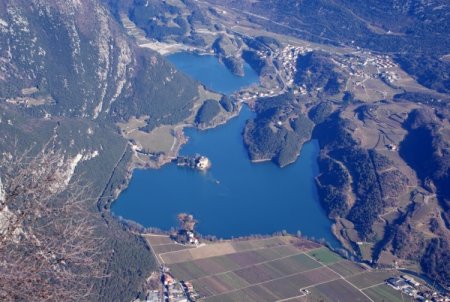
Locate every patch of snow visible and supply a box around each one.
[63,153,83,187]
[106,39,132,113]
[50,150,101,192]
[7,6,30,33]
[93,9,111,119]
[93,100,103,119]
[82,150,99,161]
[0,176,5,204]
[0,18,8,27]
[0,206,15,236]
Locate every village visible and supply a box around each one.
[387,275,449,302]
[136,263,200,302]
[235,44,312,103]
[233,41,404,107]
[135,214,202,302]
[160,265,200,302]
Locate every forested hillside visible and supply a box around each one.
[0,0,203,300]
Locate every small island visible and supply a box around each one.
[170,213,200,246]
[175,154,211,171]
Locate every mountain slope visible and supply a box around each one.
[0,0,204,300]
[0,0,198,125]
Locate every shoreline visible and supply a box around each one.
[250,158,271,164]
[162,49,215,57]
[107,45,343,251]
[108,49,259,207]
[147,102,245,169]
[109,102,247,203]
[110,108,342,249]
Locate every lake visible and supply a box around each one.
[166,52,259,95]
[113,52,338,245]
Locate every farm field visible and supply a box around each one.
[307,247,342,265]
[147,235,409,301]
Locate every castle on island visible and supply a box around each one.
[175,154,211,171]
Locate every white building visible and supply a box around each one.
[196,156,211,170]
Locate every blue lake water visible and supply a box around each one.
[112,52,338,245]
[167,52,259,95]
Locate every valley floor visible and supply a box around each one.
[138,234,443,302]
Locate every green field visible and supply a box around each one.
[265,253,321,274]
[307,247,343,265]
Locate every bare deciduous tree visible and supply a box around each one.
[0,145,106,301]
[177,213,197,232]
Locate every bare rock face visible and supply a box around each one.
[0,0,198,126]
[2,0,126,116]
